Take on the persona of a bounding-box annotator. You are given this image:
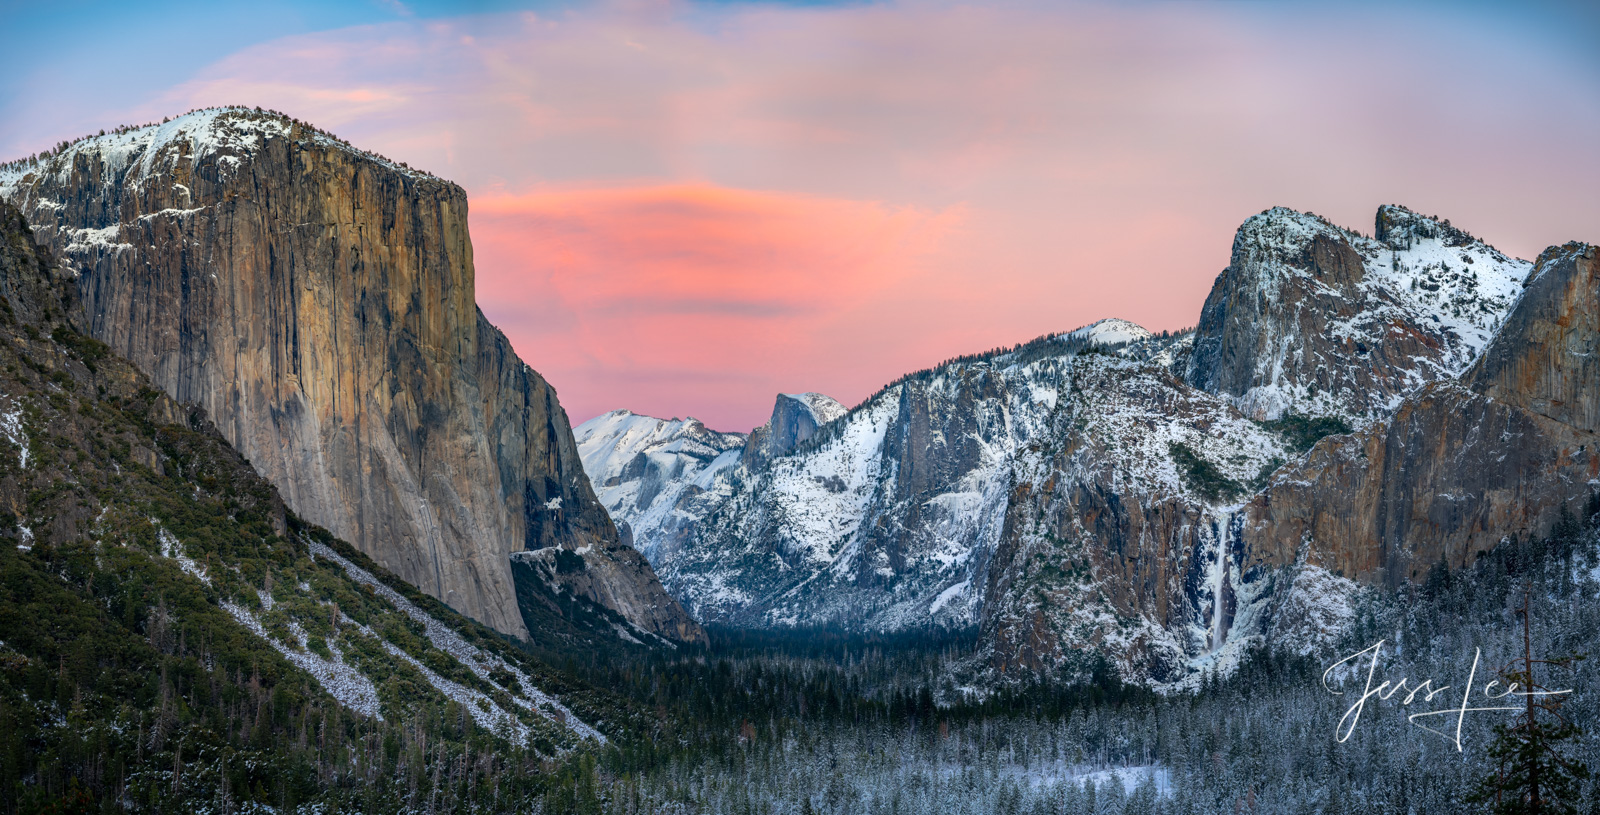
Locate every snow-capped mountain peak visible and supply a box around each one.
[742,391,847,467]
[1064,318,1152,348]
[574,409,747,559]
[780,392,847,424]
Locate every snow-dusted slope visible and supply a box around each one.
[0,107,429,204]
[785,392,847,423]
[574,410,747,561]
[0,109,440,270]
[1064,318,1152,347]
[980,350,1292,683]
[581,320,1183,632]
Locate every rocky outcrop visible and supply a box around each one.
[1237,243,1599,586]
[1471,243,1600,434]
[740,392,845,468]
[1185,206,1529,423]
[0,108,702,644]
[981,218,1584,685]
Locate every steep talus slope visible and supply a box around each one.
[1185,206,1529,423]
[0,108,701,645]
[1237,242,1599,587]
[0,201,635,812]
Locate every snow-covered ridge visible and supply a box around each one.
[0,106,442,205]
[1064,318,1152,348]
[790,318,1159,446]
[579,318,1201,632]
[576,410,746,490]
[574,392,854,564]
[1230,206,1363,262]
[574,409,747,560]
[1361,206,1529,366]
[652,325,1164,629]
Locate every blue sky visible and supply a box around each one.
[4,0,1597,159]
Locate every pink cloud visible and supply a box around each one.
[470,184,960,429]
[58,0,1599,428]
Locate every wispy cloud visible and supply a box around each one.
[376,0,414,18]
[470,184,961,427]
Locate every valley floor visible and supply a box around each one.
[537,510,1600,815]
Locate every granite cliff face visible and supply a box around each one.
[1236,243,1599,589]
[740,392,846,469]
[977,349,1290,682]
[0,200,617,801]
[0,108,702,645]
[1472,242,1600,433]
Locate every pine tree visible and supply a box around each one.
[1467,588,1590,814]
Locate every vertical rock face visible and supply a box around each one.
[0,108,702,644]
[1238,243,1600,588]
[740,393,845,468]
[1185,206,1529,423]
[1470,243,1600,434]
